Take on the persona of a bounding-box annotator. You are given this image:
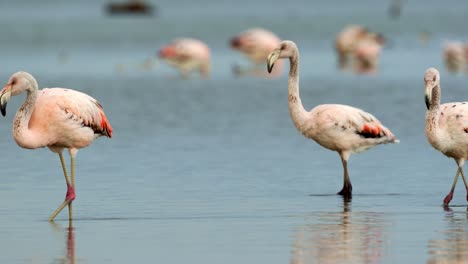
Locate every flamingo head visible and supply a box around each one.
[0,71,38,116]
[424,67,440,110]
[267,40,297,73]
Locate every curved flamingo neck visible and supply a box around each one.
[13,86,43,149]
[429,83,441,110]
[426,83,441,142]
[287,48,308,131]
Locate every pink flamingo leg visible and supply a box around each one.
[48,153,76,221]
[459,167,468,201]
[443,168,460,206]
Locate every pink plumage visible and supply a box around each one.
[267,41,399,198]
[424,68,468,205]
[0,71,112,221]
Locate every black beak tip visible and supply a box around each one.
[267,63,274,74]
[1,103,6,117]
[425,97,430,110]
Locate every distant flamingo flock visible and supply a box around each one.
[2,24,468,222]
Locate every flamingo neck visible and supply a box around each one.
[287,49,308,131]
[429,84,441,110]
[426,84,441,143]
[13,88,42,149]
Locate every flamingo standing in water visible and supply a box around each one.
[158,38,211,78]
[0,71,113,221]
[424,68,468,205]
[230,27,283,77]
[266,41,399,197]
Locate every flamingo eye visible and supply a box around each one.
[432,76,436,81]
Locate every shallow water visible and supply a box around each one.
[1,0,468,263]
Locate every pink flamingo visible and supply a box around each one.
[0,71,113,221]
[267,41,399,197]
[158,38,211,78]
[424,68,468,205]
[230,27,283,77]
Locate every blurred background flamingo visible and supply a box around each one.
[443,41,467,73]
[335,25,385,73]
[158,38,211,79]
[230,27,283,77]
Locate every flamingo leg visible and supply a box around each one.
[443,168,460,206]
[48,153,76,222]
[337,154,352,198]
[69,155,76,221]
[458,167,468,201]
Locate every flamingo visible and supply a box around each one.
[158,38,211,78]
[230,27,283,77]
[0,71,113,221]
[266,41,399,197]
[443,41,466,73]
[424,68,468,205]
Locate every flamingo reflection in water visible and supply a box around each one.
[290,199,388,264]
[51,222,76,264]
[427,207,468,264]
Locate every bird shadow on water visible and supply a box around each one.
[290,197,390,264]
[49,221,76,264]
[427,206,468,263]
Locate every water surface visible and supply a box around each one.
[1,0,468,263]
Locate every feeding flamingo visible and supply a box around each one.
[158,38,211,78]
[230,27,283,77]
[267,41,399,197]
[424,68,468,205]
[0,71,113,221]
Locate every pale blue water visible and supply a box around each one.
[1,0,468,263]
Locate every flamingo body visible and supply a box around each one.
[303,104,396,154]
[18,88,112,150]
[427,102,468,158]
[158,38,211,78]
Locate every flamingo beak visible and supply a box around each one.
[267,49,281,74]
[0,84,11,116]
[424,81,432,110]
